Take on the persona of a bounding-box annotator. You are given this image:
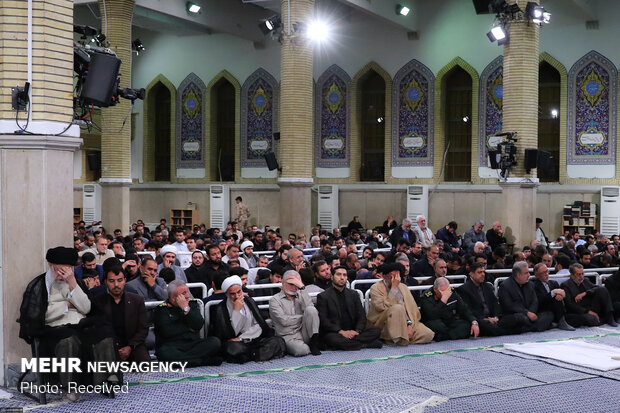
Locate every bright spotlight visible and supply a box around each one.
[526,2,551,24]
[551,109,558,118]
[462,115,470,123]
[396,4,411,16]
[306,20,329,42]
[186,2,201,14]
[487,23,508,45]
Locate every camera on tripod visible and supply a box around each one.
[488,131,518,179]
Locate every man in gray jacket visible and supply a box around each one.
[269,270,321,356]
[127,256,168,301]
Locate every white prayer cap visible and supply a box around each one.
[160,244,178,257]
[240,240,254,251]
[222,275,242,293]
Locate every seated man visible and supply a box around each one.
[254,264,284,297]
[126,256,168,301]
[91,259,150,362]
[561,263,618,327]
[153,280,222,366]
[532,263,575,331]
[498,261,554,333]
[213,276,286,364]
[457,262,513,336]
[18,247,117,401]
[411,245,440,278]
[312,260,332,290]
[317,266,382,350]
[420,277,479,341]
[158,245,188,283]
[367,263,434,345]
[604,270,620,319]
[269,270,321,356]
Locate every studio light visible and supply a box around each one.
[132,39,145,54]
[551,109,558,118]
[396,4,411,16]
[306,20,330,43]
[259,15,281,35]
[526,2,551,24]
[462,115,470,123]
[487,23,508,45]
[186,2,201,14]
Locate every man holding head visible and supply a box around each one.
[153,280,222,366]
[367,263,434,345]
[269,270,321,356]
[126,256,168,301]
[158,245,188,283]
[214,276,286,363]
[316,266,382,350]
[420,277,479,341]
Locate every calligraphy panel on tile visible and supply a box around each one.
[477,56,503,168]
[567,51,617,165]
[315,65,350,168]
[176,73,206,169]
[240,68,279,168]
[391,59,434,167]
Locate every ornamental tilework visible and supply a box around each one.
[176,73,206,169]
[240,68,279,168]
[391,59,435,167]
[314,65,351,168]
[477,56,503,168]
[567,51,617,165]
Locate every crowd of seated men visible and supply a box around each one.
[20,216,620,401]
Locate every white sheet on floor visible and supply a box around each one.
[504,340,620,371]
[0,388,12,398]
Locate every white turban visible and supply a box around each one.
[160,244,178,257]
[240,240,254,251]
[222,275,243,293]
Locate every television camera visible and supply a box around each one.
[488,131,518,179]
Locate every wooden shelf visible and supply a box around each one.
[562,215,597,236]
[170,209,198,232]
[73,208,82,225]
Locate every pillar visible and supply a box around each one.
[98,0,134,233]
[0,0,81,384]
[278,0,315,236]
[499,0,540,249]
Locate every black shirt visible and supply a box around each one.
[335,288,354,331]
[108,293,127,347]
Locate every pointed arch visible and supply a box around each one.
[391,58,435,169]
[567,50,617,171]
[240,68,279,169]
[315,64,351,170]
[207,70,241,181]
[435,57,479,182]
[477,56,504,170]
[350,61,392,181]
[143,74,176,182]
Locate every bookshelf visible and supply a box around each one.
[562,201,597,236]
[170,209,198,231]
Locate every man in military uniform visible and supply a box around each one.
[420,277,479,341]
[153,280,222,366]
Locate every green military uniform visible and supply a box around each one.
[420,287,476,341]
[153,299,221,366]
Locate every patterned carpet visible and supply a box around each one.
[2,325,619,412]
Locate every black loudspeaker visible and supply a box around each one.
[264,152,280,171]
[537,150,553,172]
[273,132,280,141]
[488,149,500,169]
[524,148,538,173]
[472,0,492,14]
[81,52,121,107]
[87,152,101,171]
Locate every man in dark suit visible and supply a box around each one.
[532,263,575,331]
[561,263,618,327]
[604,270,620,319]
[457,262,511,336]
[411,245,440,279]
[91,259,150,362]
[316,266,382,350]
[389,218,417,247]
[498,261,554,332]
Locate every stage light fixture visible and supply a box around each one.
[487,23,508,45]
[526,2,550,24]
[259,15,281,35]
[551,109,558,118]
[132,39,145,54]
[462,115,470,123]
[187,2,201,14]
[306,20,330,43]
[396,4,411,16]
